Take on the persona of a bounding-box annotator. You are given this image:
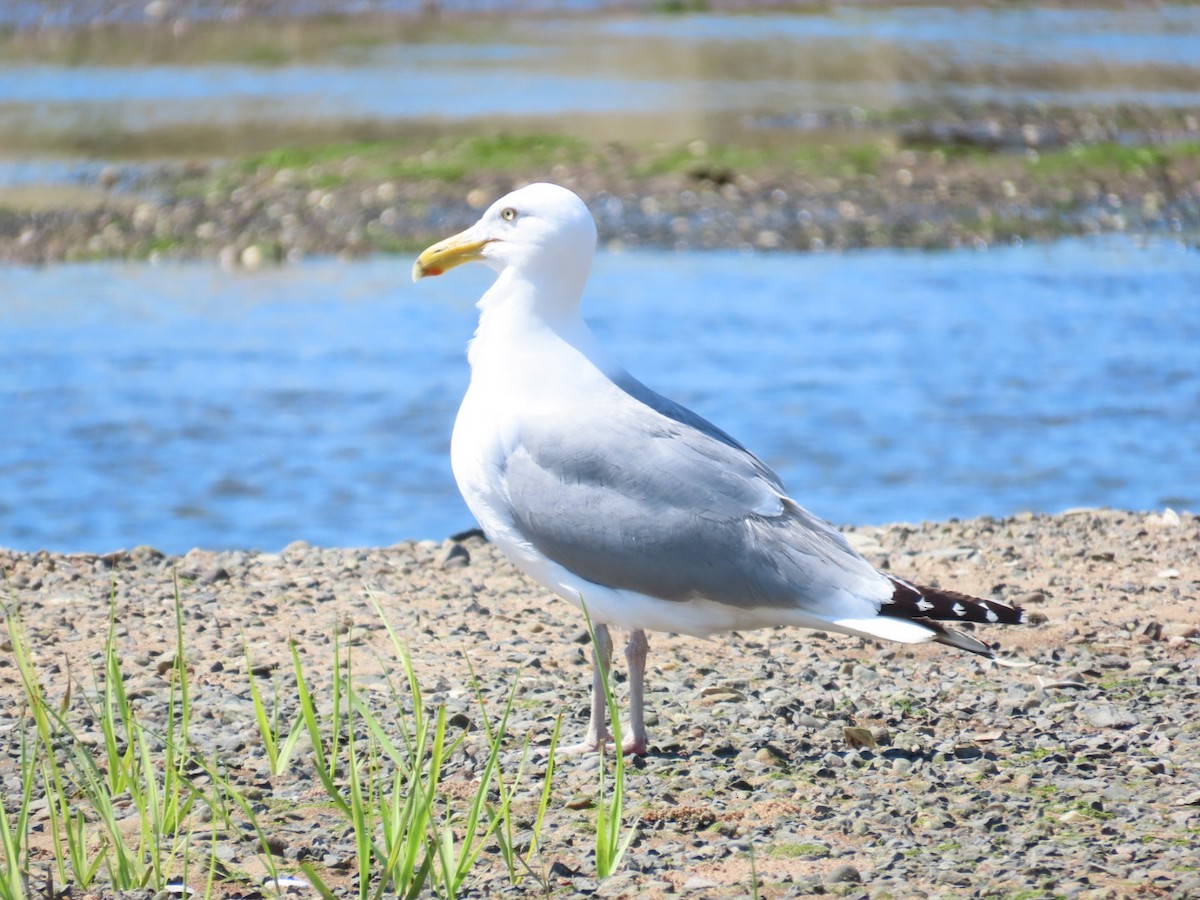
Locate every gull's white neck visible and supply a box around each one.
[467,267,618,379]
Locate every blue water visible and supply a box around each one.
[0,0,612,30]
[1,238,1197,553]
[0,62,674,129]
[3,5,1199,142]
[594,7,1200,68]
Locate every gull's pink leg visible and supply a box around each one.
[623,629,650,755]
[559,622,614,755]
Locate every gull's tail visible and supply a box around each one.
[879,576,1026,658]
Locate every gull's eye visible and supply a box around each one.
[501,207,518,222]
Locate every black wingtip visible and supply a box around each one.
[882,576,1025,627]
[927,622,995,657]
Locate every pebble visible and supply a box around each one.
[1079,703,1139,729]
[827,864,862,884]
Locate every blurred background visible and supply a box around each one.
[1,0,1198,553]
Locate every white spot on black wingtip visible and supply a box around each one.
[986,608,1000,623]
[916,598,934,612]
[952,602,967,617]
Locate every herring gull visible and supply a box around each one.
[413,183,1024,754]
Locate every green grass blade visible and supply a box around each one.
[290,640,352,818]
[579,602,639,881]
[0,732,33,899]
[526,712,562,867]
[245,647,280,773]
[328,627,344,781]
[275,714,306,773]
[299,862,340,900]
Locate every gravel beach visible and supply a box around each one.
[3,508,1198,898]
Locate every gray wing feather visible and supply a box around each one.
[609,371,780,486]
[501,381,883,613]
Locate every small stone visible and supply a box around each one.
[698,687,746,703]
[1102,785,1133,803]
[214,842,239,862]
[200,566,230,584]
[852,664,881,684]
[549,861,582,878]
[1163,623,1198,639]
[441,543,470,569]
[596,872,638,897]
[1079,704,1138,729]
[827,864,862,884]
[240,244,264,269]
[755,746,788,768]
[843,726,877,749]
[1153,508,1182,527]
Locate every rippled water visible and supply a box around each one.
[0,0,606,30]
[2,238,1196,553]
[2,5,1198,143]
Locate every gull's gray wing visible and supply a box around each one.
[501,377,884,613]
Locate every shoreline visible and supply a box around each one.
[3,103,1199,266]
[3,509,1198,897]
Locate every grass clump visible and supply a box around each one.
[580,605,640,881]
[241,132,590,187]
[5,581,203,895]
[1030,140,1200,177]
[1,579,637,897]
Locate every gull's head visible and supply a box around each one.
[412,183,597,292]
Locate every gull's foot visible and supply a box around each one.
[556,732,649,757]
[622,734,649,756]
[556,735,611,757]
